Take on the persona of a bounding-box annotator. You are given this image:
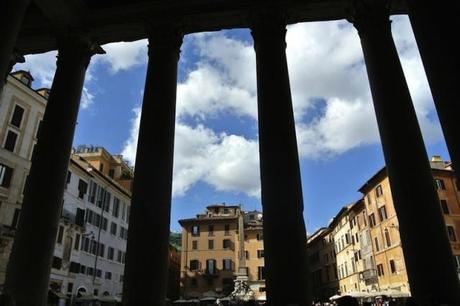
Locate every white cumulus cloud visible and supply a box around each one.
[122,108,260,198]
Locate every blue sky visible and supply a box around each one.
[15,16,449,233]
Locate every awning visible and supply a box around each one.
[99,295,122,302]
[49,290,68,299]
[329,295,341,301]
[346,291,370,298]
[256,295,266,301]
[200,297,216,301]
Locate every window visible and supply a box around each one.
[35,120,42,139]
[375,185,383,197]
[223,259,232,271]
[80,265,86,274]
[192,240,198,250]
[245,251,249,260]
[67,282,73,293]
[189,260,200,271]
[0,164,13,188]
[103,192,111,212]
[435,179,446,190]
[57,226,64,244]
[224,224,230,235]
[223,239,231,249]
[378,206,388,222]
[454,255,460,269]
[75,208,85,227]
[105,271,112,280]
[258,266,265,280]
[208,225,214,236]
[110,222,117,235]
[117,250,123,263]
[440,200,450,214]
[208,240,214,250]
[257,250,264,258]
[385,229,391,247]
[52,256,62,270]
[119,226,128,240]
[363,212,367,227]
[447,226,457,242]
[69,262,80,273]
[206,259,216,274]
[78,179,88,199]
[190,278,198,287]
[10,105,25,128]
[374,237,380,252]
[257,233,263,241]
[191,225,200,236]
[369,214,376,227]
[108,247,114,260]
[389,260,396,274]
[4,130,18,152]
[98,243,105,257]
[66,171,72,185]
[377,264,385,276]
[74,234,80,250]
[109,169,115,178]
[112,197,120,218]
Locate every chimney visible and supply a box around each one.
[431,155,443,162]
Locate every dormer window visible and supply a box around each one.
[20,75,31,86]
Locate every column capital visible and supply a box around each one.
[147,24,183,59]
[56,34,105,69]
[251,10,287,51]
[347,0,391,36]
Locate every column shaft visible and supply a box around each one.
[251,13,310,306]
[3,37,98,306]
[350,1,460,304]
[122,27,182,306]
[0,0,30,94]
[406,0,460,183]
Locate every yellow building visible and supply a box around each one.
[243,211,265,299]
[307,227,339,301]
[179,204,241,299]
[179,205,266,301]
[331,202,370,295]
[358,156,460,294]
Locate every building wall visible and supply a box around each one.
[49,154,132,299]
[0,74,47,285]
[363,176,410,294]
[244,227,265,298]
[180,216,239,298]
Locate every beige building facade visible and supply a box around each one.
[0,71,48,285]
[307,227,339,302]
[310,156,460,301]
[179,205,266,300]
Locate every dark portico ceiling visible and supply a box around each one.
[16,0,407,55]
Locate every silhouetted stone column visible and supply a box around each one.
[0,0,30,94]
[3,36,102,306]
[251,12,310,306]
[406,0,460,183]
[349,1,460,305]
[122,25,182,306]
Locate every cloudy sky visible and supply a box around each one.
[15,16,449,233]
